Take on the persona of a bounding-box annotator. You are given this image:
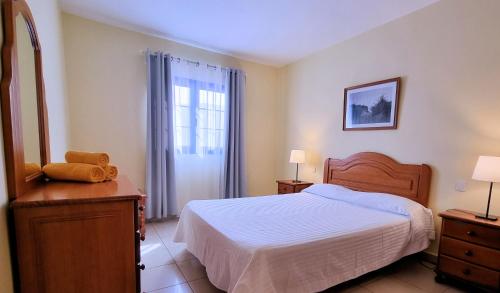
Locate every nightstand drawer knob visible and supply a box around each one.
[466,230,475,236]
[464,250,473,256]
[462,268,471,275]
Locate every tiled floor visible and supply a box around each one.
[141,219,469,293]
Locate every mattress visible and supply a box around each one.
[173,185,434,293]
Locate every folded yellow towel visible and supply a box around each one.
[65,151,109,167]
[24,163,41,177]
[104,164,118,181]
[42,163,106,183]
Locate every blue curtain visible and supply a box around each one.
[145,51,177,219]
[222,69,247,198]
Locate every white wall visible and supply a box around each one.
[0,1,69,291]
[62,14,280,196]
[278,0,500,254]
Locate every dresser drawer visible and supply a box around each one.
[440,236,500,270]
[278,183,294,194]
[439,255,500,289]
[442,219,500,249]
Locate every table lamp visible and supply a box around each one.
[290,150,305,183]
[472,156,500,221]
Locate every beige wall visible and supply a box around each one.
[17,14,40,164]
[27,0,70,161]
[0,16,14,290]
[62,14,280,195]
[0,117,13,293]
[278,0,500,254]
[0,1,69,291]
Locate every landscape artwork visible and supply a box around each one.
[343,78,400,130]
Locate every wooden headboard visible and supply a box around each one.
[323,152,431,207]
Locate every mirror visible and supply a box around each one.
[16,15,41,178]
[1,0,50,200]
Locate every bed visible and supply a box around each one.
[173,152,435,293]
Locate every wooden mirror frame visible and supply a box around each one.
[1,0,50,200]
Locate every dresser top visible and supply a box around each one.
[11,175,141,208]
[439,209,500,229]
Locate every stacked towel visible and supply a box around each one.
[42,163,106,183]
[42,151,119,183]
[65,151,109,167]
[24,163,41,177]
[104,165,118,180]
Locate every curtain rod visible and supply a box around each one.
[141,50,226,71]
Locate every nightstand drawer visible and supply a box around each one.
[442,219,500,249]
[440,236,500,270]
[439,255,500,289]
[294,185,309,193]
[278,184,294,194]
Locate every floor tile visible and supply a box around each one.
[325,282,374,292]
[159,236,177,247]
[141,241,175,268]
[141,264,186,292]
[165,242,196,263]
[148,283,193,293]
[177,258,207,281]
[361,276,425,293]
[341,286,372,293]
[142,224,163,246]
[441,286,468,293]
[153,219,180,239]
[188,278,224,293]
[390,261,447,293]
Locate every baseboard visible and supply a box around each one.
[146,215,179,224]
[418,251,437,264]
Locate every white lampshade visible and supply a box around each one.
[472,156,500,182]
[289,150,306,164]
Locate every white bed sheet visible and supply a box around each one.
[173,191,433,293]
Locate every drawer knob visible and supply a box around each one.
[462,268,471,275]
[464,250,473,256]
[138,206,144,211]
[138,264,146,270]
[466,230,475,236]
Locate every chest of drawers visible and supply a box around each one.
[436,209,500,291]
[11,176,145,293]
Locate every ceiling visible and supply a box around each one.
[59,0,439,67]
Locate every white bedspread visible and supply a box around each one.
[173,186,434,293]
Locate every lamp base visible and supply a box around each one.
[475,213,498,221]
[292,180,302,183]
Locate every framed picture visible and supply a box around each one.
[343,77,401,131]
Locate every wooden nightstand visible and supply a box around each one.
[276,180,313,194]
[436,209,500,292]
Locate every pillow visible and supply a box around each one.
[303,184,435,241]
[303,183,420,216]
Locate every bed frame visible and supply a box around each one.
[323,152,431,207]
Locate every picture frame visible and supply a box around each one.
[343,77,401,131]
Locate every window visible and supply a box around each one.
[174,85,191,153]
[173,78,225,155]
